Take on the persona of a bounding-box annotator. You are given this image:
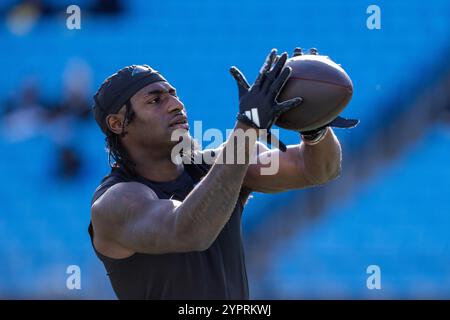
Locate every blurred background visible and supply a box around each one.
[0,0,449,299]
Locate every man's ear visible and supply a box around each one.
[106,113,125,135]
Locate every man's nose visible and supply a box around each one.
[167,97,184,113]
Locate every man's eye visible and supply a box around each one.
[148,97,160,104]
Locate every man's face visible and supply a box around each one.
[123,81,190,152]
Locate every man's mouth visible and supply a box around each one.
[169,115,189,130]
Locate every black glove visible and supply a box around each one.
[230,49,302,151]
[291,47,360,144]
[230,49,302,131]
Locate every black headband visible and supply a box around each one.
[93,65,167,134]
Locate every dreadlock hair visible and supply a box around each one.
[105,100,137,175]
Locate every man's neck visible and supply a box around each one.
[132,149,184,182]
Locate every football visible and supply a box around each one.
[276,51,353,132]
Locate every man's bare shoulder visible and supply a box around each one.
[91,182,158,227]
[93,181,157,207]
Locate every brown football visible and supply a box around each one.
[276,53,353,131]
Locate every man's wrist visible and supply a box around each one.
[301,127,328,145]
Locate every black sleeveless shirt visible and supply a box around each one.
[88,162,250,300]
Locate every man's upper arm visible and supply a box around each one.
[91,182,200,255]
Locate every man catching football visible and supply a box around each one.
[88,48,354,299]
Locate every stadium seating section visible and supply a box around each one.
[0,0,449,298]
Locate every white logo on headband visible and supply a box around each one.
[131,65,150,77]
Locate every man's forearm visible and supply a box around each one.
[174,122,257,249]
[300,127,342,185]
